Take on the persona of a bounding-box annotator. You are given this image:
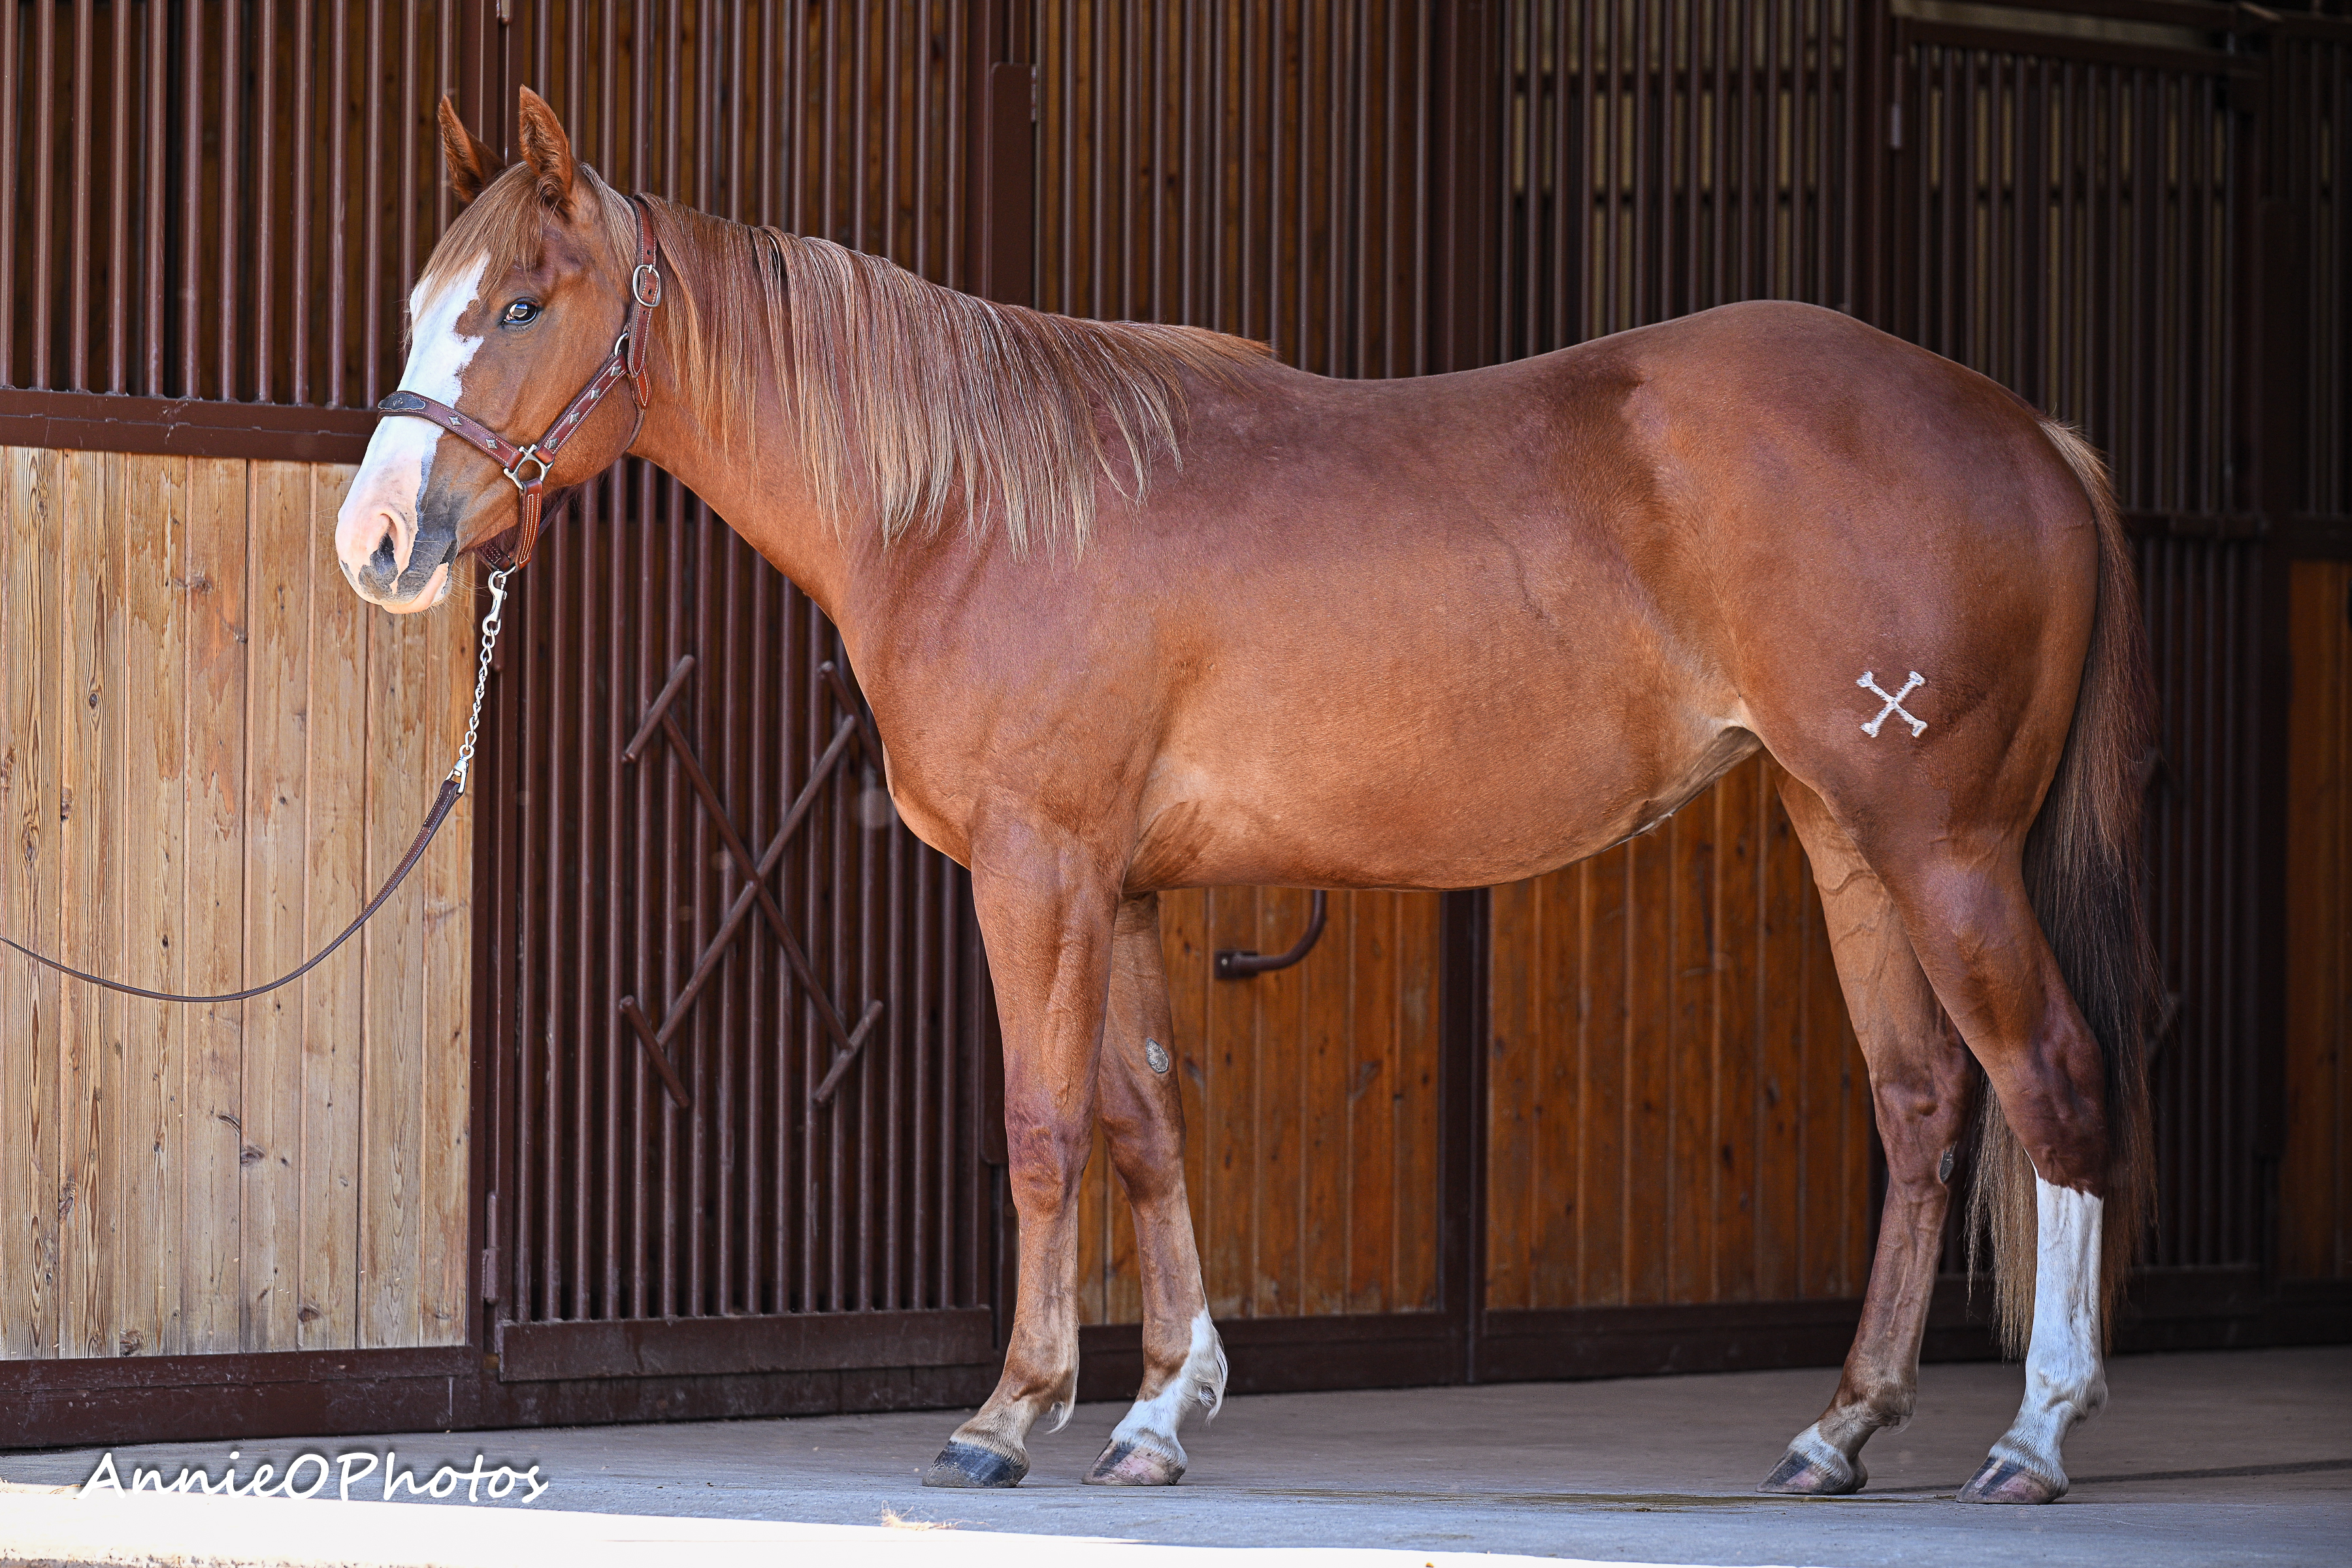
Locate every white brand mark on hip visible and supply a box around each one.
[1858,670,1927,738]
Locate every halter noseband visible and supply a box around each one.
[374,194,664,572]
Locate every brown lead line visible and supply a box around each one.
[1,772,465,1005]
[0,564,515,1006]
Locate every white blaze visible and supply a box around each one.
[334,255,489,607]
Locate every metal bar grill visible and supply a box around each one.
[472,1,990,1335]
[0,0,463,404]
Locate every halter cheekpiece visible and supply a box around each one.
[374,193,664,572]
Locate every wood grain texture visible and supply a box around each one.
[0,449,472,1362]
[120,455,188,1356]
[1484,755,1868,1309]
[2283,559,2351,1281]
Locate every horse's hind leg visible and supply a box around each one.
[1877,846,2112,1504]
[1081,893,1227,1485]
[1759,777,1980,1495]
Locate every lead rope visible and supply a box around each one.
[0,574,512,1005]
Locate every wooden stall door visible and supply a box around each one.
[2283,559,2351,1281]
[1484,758,1872,1324]
[0,450,473,1361]
[1071,890,1446,1328]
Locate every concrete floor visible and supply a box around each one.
[4,1345,2345,1566]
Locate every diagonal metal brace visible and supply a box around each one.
[616,650,887,1107]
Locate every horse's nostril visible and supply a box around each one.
[370,529,399,580]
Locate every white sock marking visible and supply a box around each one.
[1988,1177,2106,1491]
[1107,1309,1226,1465]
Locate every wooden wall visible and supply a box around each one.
[0,448,473,1360]
[1074,888,1445,1324]
[2284,558,2351,1281]
[1485,755,1872,1310]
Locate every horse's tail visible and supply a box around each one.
[1967,419,2159,1356]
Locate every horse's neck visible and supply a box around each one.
[627,338,867,623]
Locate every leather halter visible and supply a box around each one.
[374,194,664,571]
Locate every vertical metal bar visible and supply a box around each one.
[106,0,129,391]
[0,0,20,384]
[1633,0,1650,324]
[32,0,58,387]
[253,0,278,402]
[291,0,315,404]
[361,0,385,406]
[68,0,94,390]
[216,0,242,399]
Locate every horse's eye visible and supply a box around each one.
[502,299,540,326]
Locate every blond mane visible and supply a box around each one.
[419,163,1268,555]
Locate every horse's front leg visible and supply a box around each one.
[1085,893,1226,1486]
[923,825,1119,1489]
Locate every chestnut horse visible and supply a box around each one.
[339,91,2155,1505]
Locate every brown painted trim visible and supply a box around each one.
[0,389,374,463]
[493,1309,996,1383]
[1478,1299,1868,1384]
[1,1358,998,1453]
[0,1346,474,1398]
[1078,1313,1457,1403]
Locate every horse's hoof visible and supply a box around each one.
[1757,1446,1866,1495]
[1083,1439,1186,1486]
[922,1439,1028,1489]
[1957,1456,2065,1504]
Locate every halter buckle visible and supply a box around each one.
[631,263,663,309]
[504,446,551,491]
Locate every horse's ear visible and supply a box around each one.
[436,96,504,206]
[516,87,578,216]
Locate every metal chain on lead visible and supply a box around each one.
[451,566,512,792]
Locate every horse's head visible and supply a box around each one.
[336,90,649,612]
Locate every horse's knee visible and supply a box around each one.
[1003,1114,1091,1208]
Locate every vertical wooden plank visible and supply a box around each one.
[1624,831,1673,1305]
[1580,845,1629,1305]
[1391,892,1441,1311]
[1253,885,1305,1315]
[182,456,249,1353]
[240,461,312,1351]
[1757,766,1806,1299]
[1299,888,1350,1314]
[418,557,474,1345]
[360,602,429,1347]
[1484,877,1535,1311]
[1346,889,1398,1312]
[1714,757,1762,1302]
[0,449,25,1360]
[1159,887,1211,1292]
[1203,885,1258,1316]
[300,466,366,1350]
[1668,799,1718,1303]
[1529,864,1585,1309]
[1,448,65,1358]
[57,446,123,1354]
[1103,1128,1141,1324]
[1075,1117,1110,1324]
[1799,858,1857,1298]
[118,454,187,1356]
[2283,560,2349,1279]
